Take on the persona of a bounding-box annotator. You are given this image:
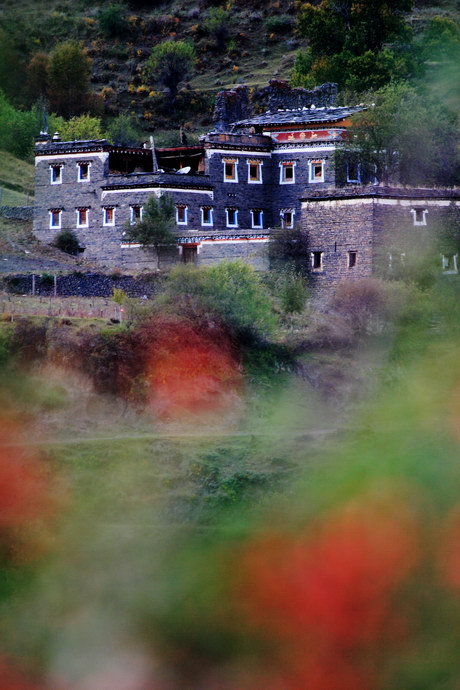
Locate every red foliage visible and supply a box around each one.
[0,659,47,690]
[141,315,242,420]
[232,492,419,688]
[438,504,460,591]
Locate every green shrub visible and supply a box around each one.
[266,15,294,34]
[60,115,103,142]
[98,2,128,38]
[54,230,80,256]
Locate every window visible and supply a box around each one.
[50,165,62,185]
[226,208,238,227]
[223,158,238,182]
[411,208,427,226]
[346,162,361,184]
[76,207,89,228]
[49,209,62,229]
[250,209,263,229]
[280,161,296,184]
[130,205,143,224]
[201,207,213,226]
[77,162,90,182]
[103,207,115,226]
[311,251,323,270]
[348,251,357,268]
[280,209,294,229]
[442,254,458,274]
[176,205,188,225]
[248,160,263,183]
[309,160,325,183]
[182,245,198,264]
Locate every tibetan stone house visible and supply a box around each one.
[33,81,460,291]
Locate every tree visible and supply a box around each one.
[204,8,231,52]
[0,29,24,105]
[106,114,142,146]
[125,195,177,269]
[48,42,92,118]
[25,53,49,106]
[343,84,459,186]
[60,115,103,142]
[98,2,128,39]
[146,41,196,107]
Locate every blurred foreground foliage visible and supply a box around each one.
[1,263,460,687]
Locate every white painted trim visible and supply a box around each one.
[411,208,428,226]
[279,161,296,185]
[176,205,188,225]
[50,165,62,185]
[247,160,263,184]
[442,253,458,273]
[206,149,271,157]
[102,187,213,198]
[250,209,264,229]
[308,160,325,183]
[222,159,239,183]
[77,161,91,182]
[130,205,144,224]
[76,208,89,228]
[195,238,269,245]
[273,145,334,154]
[225,208,239,228]
[36,152,109,163]
[200,207,214,226]
[103,207,116,226]
[49,210,62,229]
[280,209,295,228]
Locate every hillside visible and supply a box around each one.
[0,150,34,206]
[1,0,459,141]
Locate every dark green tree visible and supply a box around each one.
[48,42,92,118]
[343,83,459,186]
[98,2,128,39]
[54,230,80,256]
[125,195,177,269]
[146,41,196,107]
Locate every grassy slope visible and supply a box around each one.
[0,150,34,205]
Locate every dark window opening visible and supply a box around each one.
[348,251,357,268]
[78,163,89,180]
[312,251,323,270]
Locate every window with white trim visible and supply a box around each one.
[309,160,325,183]
[201,207,213,226]
[346,162,361,184]
[279,161,296,184]
[130,205,143,224]
[76,207,89,228]
[50,165,62,185]
[311,251,323,270]
[223,158,238,182]
[348,251,357,268]
[103,207,115,226]
[411,208,427,226]
[248,160,263,184]
[226,208,238,227]
[250,209,263,229]
[77,162,91,182]
[280,209,295,229]
[176,205,188,225]
[49,209,62,229]
[442,254,458,274]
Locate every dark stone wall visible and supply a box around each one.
[263,80,338,113]
[0,206,34,221]
[1,272,164,297]
[213,86,251,132]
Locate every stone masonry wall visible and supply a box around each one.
[0,206,34,221]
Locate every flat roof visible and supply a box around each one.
[232,105,367,128]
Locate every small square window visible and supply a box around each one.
[78,162,90,182]
[223,159,238,182]
[348,251,357,268]
[311,251,323,270]
[442,254,458,274]
[201,207,213,226]
[281,210,294,229]
[103,207,115,226]
[412,208,427,226]
[130,206,143,224]
[49,209,62,229]
[226,208,238,227]
[280,163,295,184]
[76,208,89,227]
[248,161,262,183]
[251,209,263,229]
[176,205,188,225]
[310,160,325,183]
[50,165,62,184]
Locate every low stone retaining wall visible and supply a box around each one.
[0,206,34,221]
[1,272,165,298]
